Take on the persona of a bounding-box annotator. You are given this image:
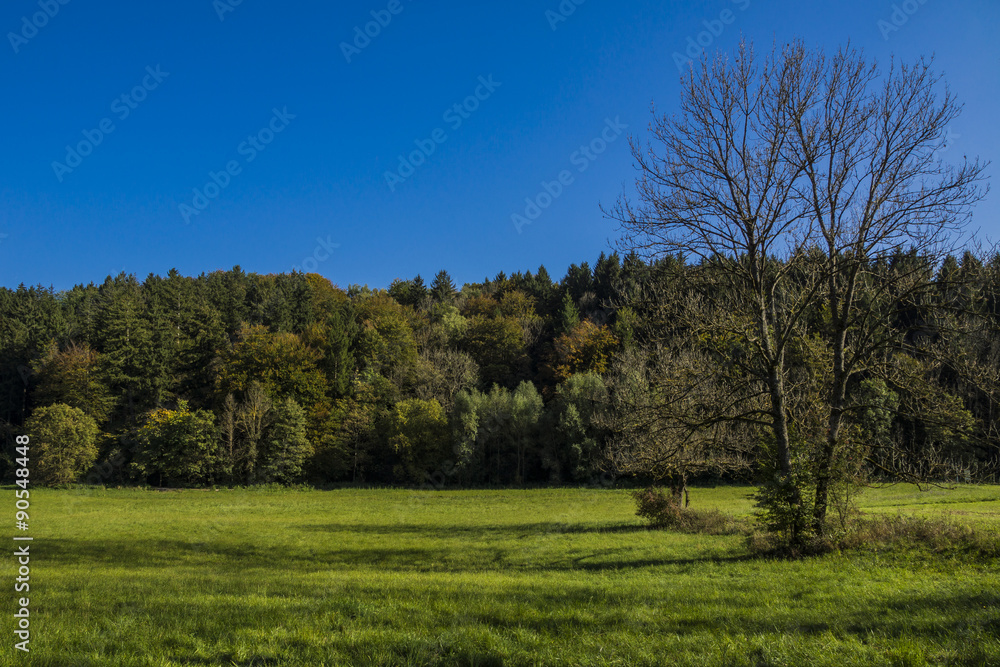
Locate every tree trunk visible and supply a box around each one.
[813,396,843,534]
[769,365,794,477]
[768,361,805,541]
[814,262,857,536]
[814,321,849,535]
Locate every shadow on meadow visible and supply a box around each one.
[39,532,1000,642]
[299,519,655,538]
[31,534,1000,667]
[39,530,752,576]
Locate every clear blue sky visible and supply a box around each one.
[1,0,997,291]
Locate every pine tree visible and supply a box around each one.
[558,291,581,335]
[431,270,457,303]
[94,274,161,426]
[593,252,622,306]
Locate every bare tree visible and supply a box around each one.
[609,40,989,539]
[785,45,988,532]
[235,381,273,481]
[602,345,753,505]
[608,41,825,539]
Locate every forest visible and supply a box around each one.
[2,250,998,499]
[0,259,640,490]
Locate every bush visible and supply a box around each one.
[840,514,1000,556]
[25,404,100,486]
[633,486,684,527]
[633,486,745,535]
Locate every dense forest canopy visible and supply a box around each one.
[1,251,997,495]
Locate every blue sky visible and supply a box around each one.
[1,0,997,291]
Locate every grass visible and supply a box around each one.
[1,484,998,666]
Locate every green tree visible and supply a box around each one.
[25,404,99,486]
[258,398,313,484]
[354,292,419,380]
[31,342,116,425]
[461,316,531,389]
[302,277,357,399]
[132,401,220,486]
[216,325,328,409]
[233,382,273,482]
[451,381,543,485]
[593,252,622,307]
[0,285,68,428]
[561,263,593,304]
[557,291,580,335]
[203,267,250,337]
[543,373,609,482]
[383,398,449,484]
[550,320,618,383]
[93,274,164,426]
[412,348,479,413]
[388,276,428,308]
[431,270,458,303]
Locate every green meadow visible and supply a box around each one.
[2,485,999,666]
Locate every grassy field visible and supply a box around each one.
[2,484,999,666]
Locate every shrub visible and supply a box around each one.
[840,514,1000,556]
[633,486,684,527]
[633,486,745,535]
[745,512,1000,558]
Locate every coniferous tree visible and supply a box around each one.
[557,291,581,335]
[430,270,458,303]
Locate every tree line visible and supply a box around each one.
[1,250,997,493]
[0,261,623,488]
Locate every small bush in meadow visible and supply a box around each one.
[633,487,683,527]
[633,486,746,535]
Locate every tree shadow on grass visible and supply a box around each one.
[298,520,658,540]
[36,537,1000,667]
[40,531,748,576]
